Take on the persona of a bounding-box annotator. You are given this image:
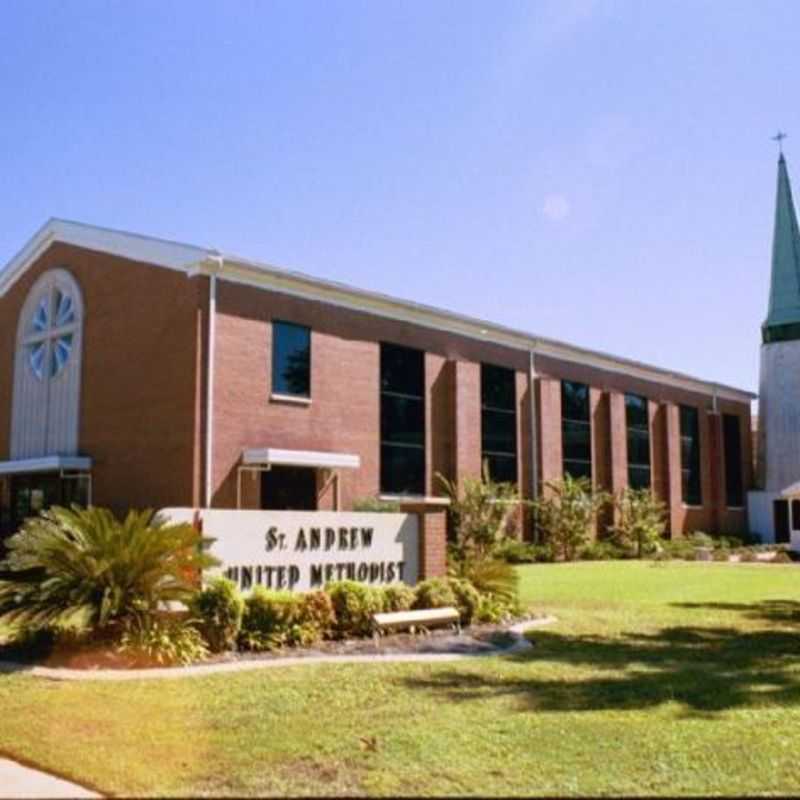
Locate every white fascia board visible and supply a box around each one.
[781,482,800,497]
[212,257,756,405]
[0,218,213,298]
[243,448,361,470]
[0,456,92,476]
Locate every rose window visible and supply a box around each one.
[24,287,77,380]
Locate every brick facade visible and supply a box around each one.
[0,238,754,543]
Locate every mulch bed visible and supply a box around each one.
[0,617,538,671]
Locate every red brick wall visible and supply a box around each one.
[0,243,205,515]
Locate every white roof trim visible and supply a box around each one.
[1,218,756,403]
[0,218,212,298]
[0,455,92,476]
[781,481,800,497]
[242,448,361,470]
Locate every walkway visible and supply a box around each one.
[0,758,100,799]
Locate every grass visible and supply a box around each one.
[1,561,800,796]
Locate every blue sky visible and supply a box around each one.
[2,1,798,393]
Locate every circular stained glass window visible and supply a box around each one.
[24,286,78,380]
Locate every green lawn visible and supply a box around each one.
[1,561,800,796]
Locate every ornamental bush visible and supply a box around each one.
[239,587,305,651]
[118,614,209,666]
[610,488,667,558]
[493,540,539,564]
[382,584,416,612]
[413,578,457,610]
[299,590,336,638]
[189,577,244,653]
[326,580,384,638]
[447,578,481,624]
[0,506,219,632]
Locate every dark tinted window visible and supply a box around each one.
[562,380,591,479]
[481,364,517,484]
[723,414,744,507]
[625,394,651,490]
[680,405,702,506]
[380,343,425,495]
[272,321,310,397]
[792,500,800,532]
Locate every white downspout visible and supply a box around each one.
[205,257,222,508]
[529,345,540,542]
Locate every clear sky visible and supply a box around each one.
[2,1,798,394]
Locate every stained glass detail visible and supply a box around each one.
[31,297,49,334]
[24,284,78,381]
[28,342,46,379]
[54,291,75,327]
[51,335,73,377]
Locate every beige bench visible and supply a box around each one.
[372,607,461,644]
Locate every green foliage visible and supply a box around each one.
[447,578,481,624]
[300,590,336,636]
[579,540,628,561]
[661,538,697,560]
[239,587,316,651]
[438,464,525,561]
[117,614,209,666]
[326,580,384,638]
[610,488,667,558]
[712,548,731,562]
[352,497,401,513]
[413,577,457,610]
[381,584,416,612]
[475,593,515,624]
[772,549,793,563]
[189,578,244,653]
[454,557,519,606]
[0,506,219,631]
[493,539,539,564]
[532,475,609,561]
[690,531,714,548]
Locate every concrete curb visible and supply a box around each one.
[0,616,556,683]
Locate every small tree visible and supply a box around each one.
[611,488,667,558]
[437,463,524,562]
[532,475,609,561]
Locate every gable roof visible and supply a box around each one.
[0,217,756,403]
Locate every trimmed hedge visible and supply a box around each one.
[189,577,244,653]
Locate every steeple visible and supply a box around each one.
[763,153,800,343]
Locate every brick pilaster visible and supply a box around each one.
[664,402,683,537]
[452,360,482,485]
[401,502,448,580]
[537,377,562,496]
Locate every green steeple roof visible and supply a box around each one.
[763,154,800,343]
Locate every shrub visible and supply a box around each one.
[447,578,481,624]
[610,488,667,558]
[662,538,696,560]
[300,590,336,637]
[690,531,714,548]
[532,476,610,561]
[712,548,731,562]
[118,615,208,666]
[530,544,557,563]
[438,464,525,562]
[352,497,401,513]
[326,581,384,638]
[456,558,519,606]
[475,594,515,624]
[0,506,219,632]
[413,577,457,610]
[579,541,627,561]
[493,540,539,564]
[772,549,793,563]
[738,549,757,563]
[381,584,416,612]
[189,578,244,653]
[239,587,303,651]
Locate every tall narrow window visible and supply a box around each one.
[272,321,310,398]
[562,380,591,479]
[625,394,651,490]
[723,413,744,507]
[481,364,517,484]
[679,405,702,506]
[380,343,425,495]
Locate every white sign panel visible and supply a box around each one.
[159,508,419,592]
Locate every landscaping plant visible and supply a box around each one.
[0,506,218,632]
[325,580,384,638]
[532,475,609,561]
[610,487,667,558]
[189,577,245,653]
[118,614,209,666]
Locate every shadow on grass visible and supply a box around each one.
[402,601,800,714]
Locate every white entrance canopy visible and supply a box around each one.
[238,448,361,510]
[242,448,360,471]
[0,455,92,476]
[780,481,800,498]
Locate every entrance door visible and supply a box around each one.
[774,499,790,544]
[261,466,318,511]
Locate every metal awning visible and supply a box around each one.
[781,481,800,498]
[242,448,361,470]
[0,456,92,476]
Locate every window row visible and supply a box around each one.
[269,324,745,504]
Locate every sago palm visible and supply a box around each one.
[0,506,219,630]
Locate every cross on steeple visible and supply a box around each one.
[773,131,788,154]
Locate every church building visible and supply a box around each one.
[749,151,800,546]
[0,217,754,542]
